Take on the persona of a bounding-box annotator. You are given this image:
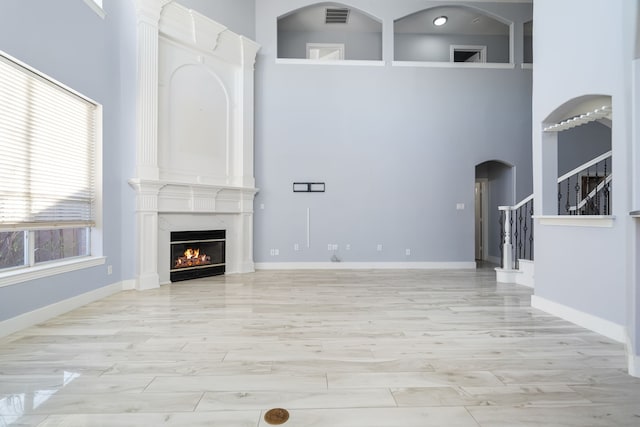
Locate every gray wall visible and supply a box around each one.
[395,34,510,63]
[255,0,533,265]
[532,0,633,329]
[278,31,382,60]
[176,0,255,38]
[558,121,611,176]
[0,0,130,321]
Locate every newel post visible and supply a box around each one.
[499,206,514,270]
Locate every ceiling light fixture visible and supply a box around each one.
[433,16,448,26]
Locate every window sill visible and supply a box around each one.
[0,256,106,288]
[535,215,615,228]
[521,63,533,70]
[392,61,515,70]
[276,58,385,67]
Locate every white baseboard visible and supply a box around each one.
[0,281,125,339]
[255,261,477,270]
[531,295,626,343]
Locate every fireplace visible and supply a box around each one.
[170,230,225,282]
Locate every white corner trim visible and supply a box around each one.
[531,295,625,343]
[82,0,106,19]
[255,262,476,270]
[0,281,124,339]
[536,215,615,228]
[628,348,640,378]
[121,279,137,290]
[521,63,533,70]
[0,256,106,288]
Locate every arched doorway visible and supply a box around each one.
[475,160,514,264]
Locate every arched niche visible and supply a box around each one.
[541,95,612,216]
[394,5,512,63]
[165,64,229,179]
[277,2,382,60]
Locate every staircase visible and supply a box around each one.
[496,151,612,286]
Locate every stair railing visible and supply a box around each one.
[499,150,612,270]
[558,151,612,215]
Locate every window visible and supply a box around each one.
[0,51,101,279]
[306,43,345,60]
[450,45,487,63]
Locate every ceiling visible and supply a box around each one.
[278,3,512,36]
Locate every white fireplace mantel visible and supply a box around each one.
[129,0,259,290]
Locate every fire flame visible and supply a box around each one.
[184,248,199,259]
[174,247,212,269]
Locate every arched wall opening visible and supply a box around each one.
[540,95,612,216]
[277,2,383,60]
[394,5,512,63]
[475,160,514,264]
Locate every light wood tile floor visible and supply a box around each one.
[1,268,640,426]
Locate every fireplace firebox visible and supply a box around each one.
[170,230,225,282]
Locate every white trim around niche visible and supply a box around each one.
[276,58,385,67]
[535,215,615,228]
[392,61,515,70]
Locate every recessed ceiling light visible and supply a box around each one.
[433,16,448,27]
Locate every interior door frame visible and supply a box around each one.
[475,178,489,261]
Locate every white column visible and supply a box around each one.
[496,206,517,283]
[134,0,172,180]
[131,0,172,290]
[129,181,165,290]
[233,37,260,188]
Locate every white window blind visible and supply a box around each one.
[0,52,97,230]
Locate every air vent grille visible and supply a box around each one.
[325,8,350,24]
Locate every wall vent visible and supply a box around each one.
[325,8,350,24]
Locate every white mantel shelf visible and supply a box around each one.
[128,179,258,214]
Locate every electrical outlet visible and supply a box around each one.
[274,249,279,256]
[377,244,383,251]
[294,243,300,251]
[405,249,411,256]
[332,244,338,251]
[107,265,113,275]
[456,203,465,210]
[346,244,351,250]
[260,203,265,210]
[328,244,333,251]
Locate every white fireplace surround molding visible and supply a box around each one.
[129,0,260,290]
